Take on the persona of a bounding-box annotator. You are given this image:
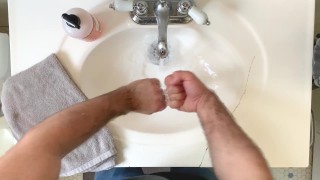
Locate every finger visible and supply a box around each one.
[164,73,184,86]
[158,102,167,111]
[165,71,196,86]
[168,93,186,101]
[153,89,166,103]
[155,88,165,97]
[150,78,161,87]
[167,100,183,109]
[155,101,166,112]
[166,85,185,94]
[164,74,175,86]
[163,89,169,102]
[154,93,167,111]
[158,90,167,104]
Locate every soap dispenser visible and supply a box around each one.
[62,8,101,41]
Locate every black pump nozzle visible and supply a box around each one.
[62,13,81,29]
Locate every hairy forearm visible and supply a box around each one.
[0,87,130,180]
[24,86,130,157]
[197,93,272,180]
[0,78,165,180]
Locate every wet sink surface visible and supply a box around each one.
[79,27,262,134]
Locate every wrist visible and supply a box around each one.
[196,91,218,114]
[196,91,224,133]
[105,86,132,116]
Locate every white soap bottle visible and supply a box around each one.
[62,8,102,41]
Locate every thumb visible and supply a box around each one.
[165,71,195,86]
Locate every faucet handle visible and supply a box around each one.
[177,0,210,25]
[134,1,148,15]
[177,0,191,14]
[189,6,210,25]
[110,0,148,16]
[109,0,134,12]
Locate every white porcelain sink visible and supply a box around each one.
[80,23,264,131]
[58,0,268,165]
[8,0,313,167]
[59,1,265,127]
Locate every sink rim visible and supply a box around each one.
[57,1,268,145]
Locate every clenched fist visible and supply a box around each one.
[126,78,166,114]
[165,71,214,112]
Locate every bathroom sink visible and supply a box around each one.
[59,0,266,127]
[79,25,263,133]
[9,0,313,167]
[58,0,268,166]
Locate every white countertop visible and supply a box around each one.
[0,117,16,156]
[6,0,314,167]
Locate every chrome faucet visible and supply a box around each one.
[155,0,169,59]
[110,0,210,63]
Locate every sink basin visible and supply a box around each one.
[59,1,265,131]
[55,0,313,167]
[79,24,264,133]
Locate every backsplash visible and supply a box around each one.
[0,0,8,34]
[0,0,319,36]
[316,0,320,35]
[0,0,8,26]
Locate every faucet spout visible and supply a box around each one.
[155,0,169,59]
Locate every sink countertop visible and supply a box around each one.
[6,0,314,167]
[0,117,16,156]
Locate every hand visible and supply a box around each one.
[126,78,166,114]
[165,71,213,112]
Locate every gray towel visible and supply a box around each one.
[314,38,320,87]
[1,54,117,176]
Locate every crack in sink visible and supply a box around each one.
[232,55,256,113]
[199,146,208,167]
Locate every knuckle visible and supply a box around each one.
[154,101,166,111]
[150,78,159,83]
[165,74,173,79]
[151,104,159,112]
[157,104,165,111]
[167,87,176,94]
[167,86,175,93]
[169,101,180,109]
[169,93,185,100]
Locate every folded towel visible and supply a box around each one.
[1,54,117,176]
[314,38,320,87]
